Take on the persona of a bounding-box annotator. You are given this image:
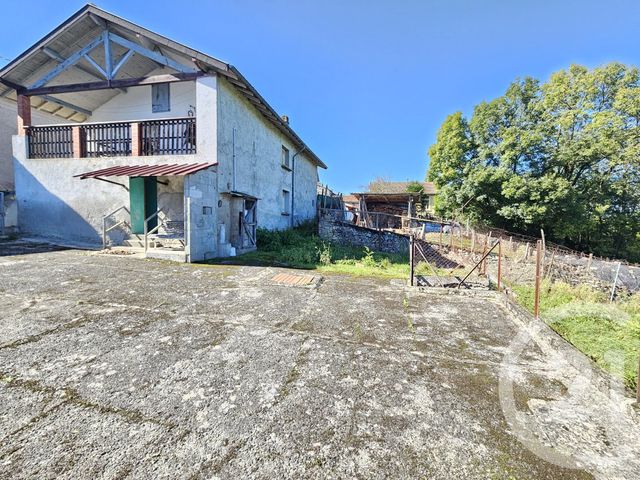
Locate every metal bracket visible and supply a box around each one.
[93,177,129,191]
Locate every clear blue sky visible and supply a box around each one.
[1,0,639,193]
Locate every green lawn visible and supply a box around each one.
[512,281,640,390]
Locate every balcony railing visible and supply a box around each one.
[26,117,196,159]
[84,122,132,158]
[141,118,196,156]
[27,125,74,159]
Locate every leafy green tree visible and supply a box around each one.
[427,63,640,261]
[406,181,425,193]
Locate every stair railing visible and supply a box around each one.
[143,208,165,253]
[102,206,130,249]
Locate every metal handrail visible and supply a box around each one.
[102,205,130,248]
[143,208,164,253]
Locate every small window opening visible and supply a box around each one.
[281,146,290,169]
[152,83,171,113]
[282,189,291,215]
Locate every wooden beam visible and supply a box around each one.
[0,77,25,93]
[111,50,134,78]
[108,32,196,74]
[39,95,92,116]
[88,12,107,29]
[42,46,127,94]
[25,71,205,96]
[103,30,113,79]
[82,53,108,79]
[16,94,31,135]
[29,34,105,89]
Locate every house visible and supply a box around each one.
[1,98,65,230]
[350,181,436,228]
[0,4,326,261]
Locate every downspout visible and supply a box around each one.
[291,146,307,227]
[232,127,237,191]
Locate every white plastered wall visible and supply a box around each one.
[216,77,319,233]
[12,75,218,248]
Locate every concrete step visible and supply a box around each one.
[122,239,145,248]
[145,248,187,263]
[121,235,185,249]
[217,242,236,257]
[152,237,185,248]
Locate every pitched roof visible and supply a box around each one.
[365,181,436,195]
[0,4,326,169]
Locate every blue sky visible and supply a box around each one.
[1,0,639,193]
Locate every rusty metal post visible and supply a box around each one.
[610,262,621,303]
[534,240,542,320]
[409,235,415,286]
[637,355,640,403]
[482,235,488,275]
[497,239,502,291]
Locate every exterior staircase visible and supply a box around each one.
[122,233,185,250]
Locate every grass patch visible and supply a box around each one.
[512,281,640,390]
[206,221,410,279]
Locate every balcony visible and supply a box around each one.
[26,117,196,159]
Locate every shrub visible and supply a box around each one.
[362,247,376,267]
[317,242,333,265]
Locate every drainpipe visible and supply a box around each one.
[232,127,237,191]
[291,146,307,227]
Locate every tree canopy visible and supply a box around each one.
[427,63,640,261]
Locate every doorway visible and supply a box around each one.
[129,177,157,234]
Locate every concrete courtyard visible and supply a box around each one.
[0,242,639,479]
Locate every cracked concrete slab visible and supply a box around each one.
[0,243,639,479]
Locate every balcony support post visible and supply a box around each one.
[16,94,31,136]
[72,126,84,158]
[131,122,141,156]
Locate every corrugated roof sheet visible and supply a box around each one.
[74,162,216,179]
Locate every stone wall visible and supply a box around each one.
[319,216,409,254]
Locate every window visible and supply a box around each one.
[152,83,170,113]
[281,145,290,169]
[282,189,291,215]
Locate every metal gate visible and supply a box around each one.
[240,198,257,248]
[409,235,502,290]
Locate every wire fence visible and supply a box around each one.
[319,206,640,394]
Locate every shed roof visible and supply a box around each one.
[0,4,326,169]
[350,192,425,203]
[74,162,216,179]
[365,181,437,195]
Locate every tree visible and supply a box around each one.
[426,63,640,262]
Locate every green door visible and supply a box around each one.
[129,177,158,234]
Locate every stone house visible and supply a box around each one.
[0,4,326,261]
